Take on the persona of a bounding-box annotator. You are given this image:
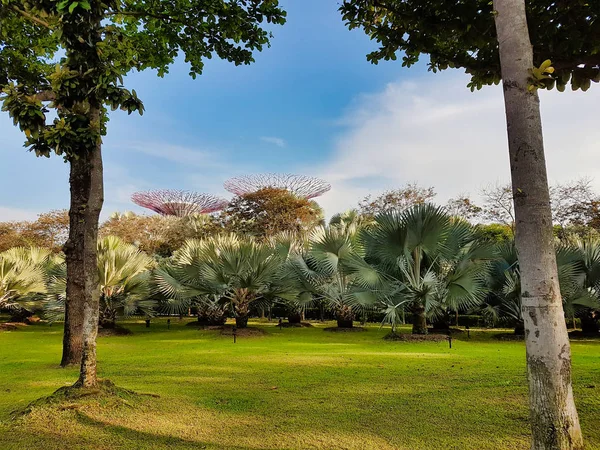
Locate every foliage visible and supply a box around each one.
[1,0,287,159]
[283,225,381,327]
[446,195,482,222]
[358,182,436,218]
[44,236,155,327]
[0,246,60,311]
[364,204,493,334]
[100,212,221,257]
[329,209,375,234]
[222,187,323,239]
[479,240,600,333]
[0,210,69,252]
[551,178,600,241]
[340,0,600,91]
[154,234,296,327]
[474,223,514,244]
[556,239,600,333]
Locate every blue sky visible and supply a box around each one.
[1,0,600,220]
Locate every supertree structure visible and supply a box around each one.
[131,190,228,217]
[223,173,331,199]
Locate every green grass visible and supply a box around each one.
[0,319,599,450]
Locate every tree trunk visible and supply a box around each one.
[336,318,353,328]
[235,315,249,328]
[64,136,103,387]
[335,305,354,328]
[61,147,103,367]
[493,2,583,449]
[288,312,302,324]
[412,304,427,335]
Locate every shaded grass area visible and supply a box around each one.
[0,319,599,449]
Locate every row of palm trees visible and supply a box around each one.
[2,204,599,335]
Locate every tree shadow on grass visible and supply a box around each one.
[73,411,271,450]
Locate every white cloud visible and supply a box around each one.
[315,73,600,217]
[260,136,286,148]
[0,206,38,222]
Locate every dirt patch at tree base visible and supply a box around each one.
[0,323,27,331]
[186,322,227,329]
[12,379,159,419]
[279,322,314,328]
[384,332,448,342]
[429,327,465,335]
[323,327,366,332]
[220,326,266,337]
[98,327,133,337]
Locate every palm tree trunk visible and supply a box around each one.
[336,305,354,328]
[233,289,251,328]
[412,304,427,335]
[288,312,302,324]
[493,1,583,448]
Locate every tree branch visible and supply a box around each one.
[11,5,51,29]
[28,91,56,102]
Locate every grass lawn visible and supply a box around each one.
[0,319,599,450]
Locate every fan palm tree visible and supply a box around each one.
[284,225,381,328]
[329,209,374,235]
[556,239,600,335]
[44,236,155,328]
[364,204,494,334]
[480,240,599,335]
[0,247,59,316]
[154,234,296,328]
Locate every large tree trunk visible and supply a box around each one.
[61,148,102,366]
[63,135,103,387]
[493,2,583,449]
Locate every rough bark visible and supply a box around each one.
[65,128,103,387]
[61,151,99,366]
[76,141,103,388]
[412,304,427,335]
[335,304,354,328]
[493,1,583,448]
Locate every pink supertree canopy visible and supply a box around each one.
[223,173,331,199]
[131,190,228,217]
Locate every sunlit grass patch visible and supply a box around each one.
[0,319,599,449]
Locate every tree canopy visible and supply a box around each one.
[1,0,287,158]
[340,0,600,91]
[223,187,323,239]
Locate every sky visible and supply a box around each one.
[1,0,599,221]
